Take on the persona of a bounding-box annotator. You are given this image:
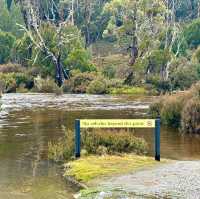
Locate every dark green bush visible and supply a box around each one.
[64,49,96,73]
[0,31,16,64]
[146,75,171,92]
[169,59,199,90]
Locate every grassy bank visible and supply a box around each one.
[64,154,163,185]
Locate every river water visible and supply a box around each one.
[0,93,200,199]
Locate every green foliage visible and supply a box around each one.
[48,128,148,162]
[0,31,16,64]
[87,78,108,94]
[184,19,200,49]
[146,75,171,92]
[33,76,62,94]
[13,34,32,66]
[175,0,199,20]
[0,72,16,92]
[71,72,96,93]
[170,65,199,90]
[102,65,116,79]
[82,129,147,155]
[64,49,96,72]
[30,23,93,77]
[160,96,183,128]
[0,0,23,37]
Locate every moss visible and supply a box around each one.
[64,154,164,183]
[109,86,147,95]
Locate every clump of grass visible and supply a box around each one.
[48,127,74,162]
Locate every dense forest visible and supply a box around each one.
[0,0,200,95]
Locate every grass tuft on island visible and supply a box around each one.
[64,154,165,184]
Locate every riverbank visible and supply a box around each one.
[64,154,168,197]
[71,159,200,199]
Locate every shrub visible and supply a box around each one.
[0,72,17,93]
[169,63,198,90]
[86,79,108,94]
[149,82,200,131]
[149,92,190,128]
[48,129,148,162]
[148,100,163,118]
[181,98,200,133]
[65,49,96,72]
[160,95,183,128]
[34,76,62,94]
[82,130,148,155]
[146,75,171,93]
[71,72,96,93]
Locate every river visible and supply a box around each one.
[0,93,200,199]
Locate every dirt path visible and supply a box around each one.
[93,161,200,199]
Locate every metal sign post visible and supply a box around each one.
[75,119,161,161]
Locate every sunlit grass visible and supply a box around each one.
[109,86,147,95]
[65,154,166,183]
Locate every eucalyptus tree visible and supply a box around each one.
[6,1,83,86]
[103,0,183,81]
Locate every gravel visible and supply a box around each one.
[97,161,200,199]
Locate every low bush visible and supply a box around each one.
[181,98,200,133]
[86,79,108,94]
[34,76,62,94]
[82,130,148,155]
[71,72,96,93]
[0,72,17,93]
[48,128,148,162]
[149,82,200,133]
[146,75,171,93]
[169,63,199,90]
[160,95,183,128]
